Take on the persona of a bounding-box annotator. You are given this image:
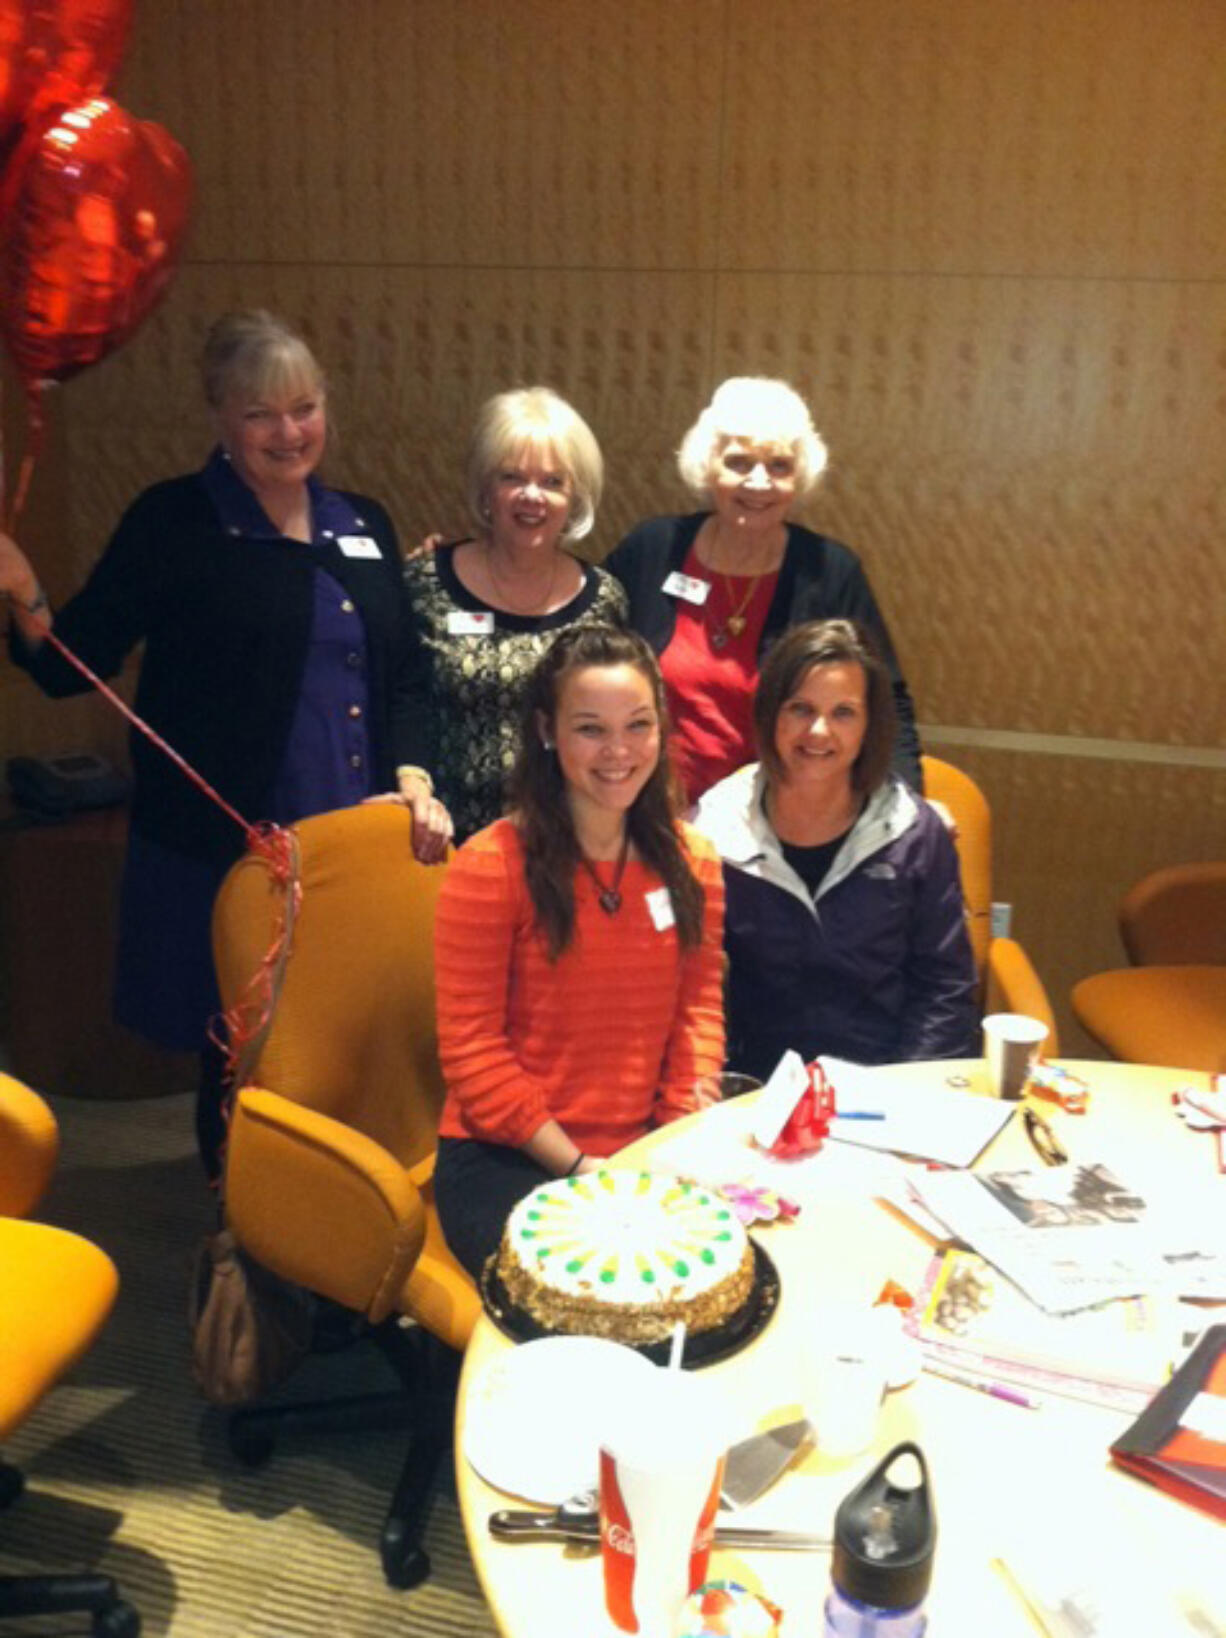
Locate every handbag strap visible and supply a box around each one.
[215,826,304,1205]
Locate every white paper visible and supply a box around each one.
[1181,1391,1226,1445]
[818,1058,1015,1168]
[749,1051,811,1149]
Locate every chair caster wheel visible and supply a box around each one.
[93,1601,141,1638]
[380,1523,430,1590]
[229,1424,276,1467]
[0,1462,24,1510]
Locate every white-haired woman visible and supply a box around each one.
[606,377,920,805]
[0,310,449,1179]
[402,386,627,841]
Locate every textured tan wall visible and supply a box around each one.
[3,0,1224,1054]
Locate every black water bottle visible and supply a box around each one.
[823,1442,936,1637]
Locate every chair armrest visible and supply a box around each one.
[986,937,1060,1055]
[225,1086,428,1324]
[0,1074,60,1218]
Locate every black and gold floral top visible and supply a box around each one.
[401,545,628,841]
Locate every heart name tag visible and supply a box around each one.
[447,610,496,635]
[661,571,710,606]
[338,534,381,559]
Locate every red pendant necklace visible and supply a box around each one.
[577,829,631,914]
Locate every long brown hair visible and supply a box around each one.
[508,625,705,959]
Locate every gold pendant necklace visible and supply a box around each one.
[711,573,760,649]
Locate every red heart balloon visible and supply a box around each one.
[0,0,132,155]
[1,95,192,387]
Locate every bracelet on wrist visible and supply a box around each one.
[395,764,433,795]
[565,1152,586,1177]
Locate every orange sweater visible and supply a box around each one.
[435,818,726,1153]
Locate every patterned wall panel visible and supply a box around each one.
[709,272,1226,744]
[117,0,726,272]
[718,0,1226,279]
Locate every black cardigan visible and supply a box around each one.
[10,475,421,863]
[605,513,923,790]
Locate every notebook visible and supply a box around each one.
[1110,1324,1226,1521]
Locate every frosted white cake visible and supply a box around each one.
[495,1170,755,1345]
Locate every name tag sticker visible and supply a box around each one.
[338,534,381,559]
[447,610,495,636]
[645,887,675,931]
[661,570,711,606]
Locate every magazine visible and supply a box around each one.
[907,1248,1188,1410]
[909,1162,1226,1315]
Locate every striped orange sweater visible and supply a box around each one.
[435,818,726,1154]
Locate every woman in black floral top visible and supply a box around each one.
[402,387,626,840]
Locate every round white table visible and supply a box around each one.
[454,1061,1226,1636]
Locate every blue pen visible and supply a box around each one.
[835,1110,886,1121]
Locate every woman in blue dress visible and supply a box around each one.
[0,310,451,1177]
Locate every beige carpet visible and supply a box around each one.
[3,1091,499,1637]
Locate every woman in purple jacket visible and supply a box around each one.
[693,619,976,1080]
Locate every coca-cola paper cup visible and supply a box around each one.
[599,1369,730,1637]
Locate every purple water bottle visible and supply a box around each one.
[823,1443,936,1638]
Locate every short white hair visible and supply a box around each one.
[676,377,829,503]
[466,386,604,543]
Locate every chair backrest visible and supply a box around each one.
[212,805,450,1170]
[986,937,1060,1055]
[1119,862,1226,966]
[920,754,992,979]
[0,1072,60,1218]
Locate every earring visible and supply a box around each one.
[542,737,555,751]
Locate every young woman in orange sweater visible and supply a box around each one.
[433,624,726,1279]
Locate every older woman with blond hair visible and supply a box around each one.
[607,377,920,804]
[402,385,626,841]
[0,309,447,1178]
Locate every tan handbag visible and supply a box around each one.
[189,1226,313,1406]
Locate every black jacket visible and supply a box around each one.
[10,474,419,862]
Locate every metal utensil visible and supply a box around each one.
[487,1513,831,1553]
[720,1415,811,1510]
[488,1416,814,1543]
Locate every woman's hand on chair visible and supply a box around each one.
[365,775,454,864]
[399,771,453,863]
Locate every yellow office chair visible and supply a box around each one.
[921,755,992,979]
[1071,861,1226,1071]
[921,755,1060,1053]
[211,804,481,1589]
[1118,862,1226,966]
[0,1075,138,1637]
